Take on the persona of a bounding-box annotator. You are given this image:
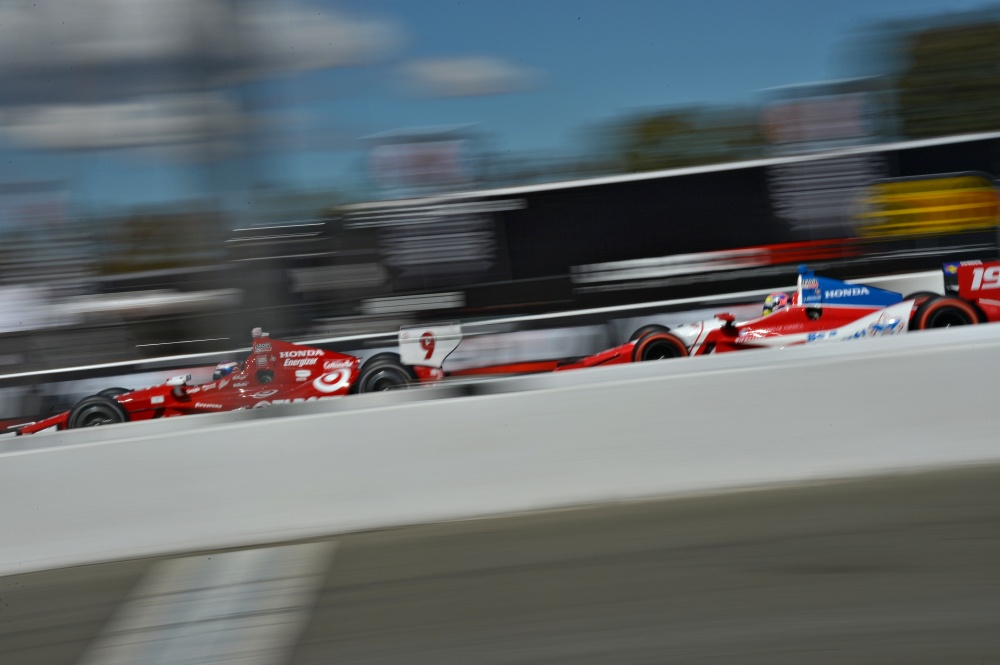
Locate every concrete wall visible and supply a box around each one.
[2,321,998,577]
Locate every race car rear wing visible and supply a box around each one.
[399,323,463,368]
[943,259,1000,299]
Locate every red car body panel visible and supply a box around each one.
[15,334,361,435]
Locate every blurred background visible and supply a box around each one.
[2,0,1000,413]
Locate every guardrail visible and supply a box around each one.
[1,317,997,577]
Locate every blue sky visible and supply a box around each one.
[0,0,993,215]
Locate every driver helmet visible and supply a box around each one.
[762,292,790,317]
[213,361,240,381]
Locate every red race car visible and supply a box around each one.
[10,328,425,435]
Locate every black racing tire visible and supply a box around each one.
[628,324,670,342]
[631,331,689,362]
[68,395,129,429]
[97,387,130,399]
[351,353,416,394]
[904,291,940,306]
[910,295,981,330]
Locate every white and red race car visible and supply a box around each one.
[402,260,1000,374]
[559,259,1000,365]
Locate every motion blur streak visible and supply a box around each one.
[76,542,334,665]
[1,4,999,423]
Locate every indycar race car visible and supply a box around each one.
[553,259,1000,368]
[9,328,427,435]
[400,260,1000,376]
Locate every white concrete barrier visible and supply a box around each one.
[2,323,999,576]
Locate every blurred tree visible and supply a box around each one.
[615,107,765,173]
[100,209,227,274]
[622,112,697,172]
[896,21,1000,138]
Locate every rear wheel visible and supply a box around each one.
[352,353,416,393]
[68,395,128,429]
[911,296,981,330]
[632,331,689,362]
[904,291,939,306]
[628,324,670,342]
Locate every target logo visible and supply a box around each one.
[312,369,352,394]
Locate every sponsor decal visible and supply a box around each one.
[279,349,324,358]
[313,369,352,393]
[233,381,248,388]
[195,402,224,409]
[151,395,165,404]
[323,359,354,370]
[809,315,903,343]
[254,396,338,409]
[806,330,837,342]
[283,357,318,367]
[295,369,312,381]
[256,356,267,367]
[187,387,201,394]
[251,389,278,399]
[218,378,230,389]
[801,277,822,304]
[867,315,903,337]
[254,342,271,352]
[824,287,870,298]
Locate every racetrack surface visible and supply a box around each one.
[2,463,999,664]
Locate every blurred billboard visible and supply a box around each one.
[227,132,1000,337]
[852,172,1000,238]
[364,126,484,198]
[760,78,886,155]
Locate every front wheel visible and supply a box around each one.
[632,331,689,362]
[910,296,981,330]
[68,395,128,429]
[352,353,416,393]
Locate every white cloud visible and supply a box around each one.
[0,0,215,68]
[401,57,543,97]
[0,94,244,151]
[0,1,404,154]
[241,3,405,75]
[0,0,403,75]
